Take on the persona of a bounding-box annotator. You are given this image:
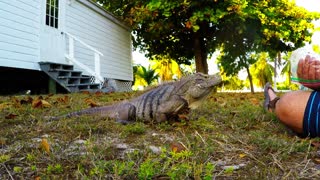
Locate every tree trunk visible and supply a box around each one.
[246,66,255,93]
[273,51,281,90]
[274,55,277,90]
[193,32,208,74]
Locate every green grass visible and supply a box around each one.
[0,91,319,179]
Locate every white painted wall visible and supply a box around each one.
[0,0,41,70]
[0,0,133,81]
[65,0,133,81]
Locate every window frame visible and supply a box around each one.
[45,0,59,28]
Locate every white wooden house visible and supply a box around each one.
[0,0,133,94]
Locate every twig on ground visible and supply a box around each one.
[270,153,285,171]
[282,169,292,179]
[304,140,312,161]
[195,130,207,145]
[1,163,14,180]
[306,170,320,179]
[300,159,311,176]
[234,148,266,166]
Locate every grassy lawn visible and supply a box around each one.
[1,91,320,179]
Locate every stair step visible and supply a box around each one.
[58,76,91,84]
[67,83,100,92]
[39,62,73,71]
[48,70,82,78]
[79,84,100,90]
[39,62,102,93]
[67,83,99,87]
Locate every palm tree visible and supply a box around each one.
[133,65,159,89]
[150,57,182,82]
[249,52,274,88]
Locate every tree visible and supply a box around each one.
[217,17,264,93]
[216,0,319,92]
[96,0,320,74]
[219,71,245,91]
[249,53,274,89]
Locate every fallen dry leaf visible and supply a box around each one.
[185,21,192,29]
[239,153,246,158]
[32,99,52,108]
[178,114,189,120]
[95,91,104,96]
[40,138,50,154]
[37,96,44,100]
[5,113,18,119]
[82,91,90,94]
[314,157,320,164]
[170,142,186,153]
[57,96,69,104]
[20,97,33,105]
[85,98,99,107]
[311,141,320,148]
[250,98,260,106]
[10,97,22,108]
[0,102,11,110]
[0,138,6,145]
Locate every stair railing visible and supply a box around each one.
[64,32,104,84]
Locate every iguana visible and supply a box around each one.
[50,73,221,123]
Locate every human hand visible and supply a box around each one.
[297,55,320,80]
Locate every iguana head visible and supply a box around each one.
[179,72,222,109]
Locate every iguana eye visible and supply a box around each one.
[196,79,205,83]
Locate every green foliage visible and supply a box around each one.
[249,52,274,88]
[88,160,135,177]
[31,165,37,171]
[13,166,22,173]
[122,122,146,136]
[26,153,37,162]
[224,166,235,174]
[133,65,159,89]
[47,164,64,174]
[138,158,160,179]
[219,73,245,91]
[203,162,215,179]
[96,0,320,74]
[0,154,10,163]
[150,57,182,81]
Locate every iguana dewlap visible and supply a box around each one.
[51,73,221,123]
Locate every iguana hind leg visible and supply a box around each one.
[115,103,137,124]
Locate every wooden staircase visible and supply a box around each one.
[39,62,101,93]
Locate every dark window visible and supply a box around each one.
[45,0,59,28]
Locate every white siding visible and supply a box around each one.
[65,0,133,81]
[0,0,41,70]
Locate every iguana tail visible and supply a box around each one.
[47,103,136,123]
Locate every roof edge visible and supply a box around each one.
[76,0,131,31]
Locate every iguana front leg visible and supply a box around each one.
[155,95,188,123]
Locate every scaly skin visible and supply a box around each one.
[50,73,222,123]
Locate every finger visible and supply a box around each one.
[315,60,320,80]
[305,55,311,63]
[297,58,304,79]
[309,60,316,80]
[302,58,310,79]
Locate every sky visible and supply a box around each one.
[132,0,320,70]
[295,0,320,47]
[295,0,320,13]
